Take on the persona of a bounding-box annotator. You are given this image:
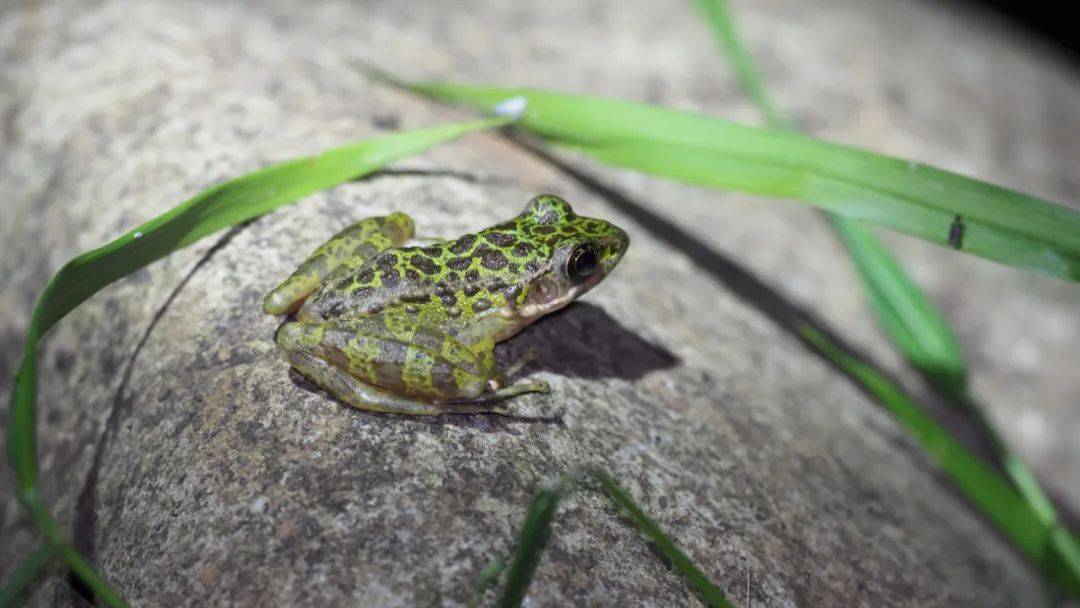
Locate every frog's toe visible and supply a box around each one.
[489,378,549,400]
[263,290,299,315]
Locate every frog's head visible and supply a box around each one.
[514,194,629,319]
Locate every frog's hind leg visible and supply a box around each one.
[284,352,548,416]
[286,351,473,415]
[276,319,549,415]
[262,212,415,315]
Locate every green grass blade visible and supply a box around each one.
[390,73,1080,595]
[5,117,508,604]
[497,470,731,607]
[467,556,505,608]
[30,117,509,339]
[796,322,1080,595]
[828,217,967,396]
[398,81,1080,282]
[592,470,733,608]
[8,330,40,495]
[959,395,1080,590]
[695,0,1080,590]
[692,0,788,129]
[692,0,967,398]
[0,543,55,608]
[499,478,565,608]
[18,490,126,607]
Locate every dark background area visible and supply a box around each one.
[961,0,1079,63]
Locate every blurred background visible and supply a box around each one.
[961,0,1078,60]
[1,0,1078,606]
[963,0,1080,60]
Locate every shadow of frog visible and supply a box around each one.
[495,301,679,381]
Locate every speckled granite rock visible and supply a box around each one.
[1,0,1077,606]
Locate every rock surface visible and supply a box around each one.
[1,0,1077,606]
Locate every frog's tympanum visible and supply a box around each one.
[263,195,629,415]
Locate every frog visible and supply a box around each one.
[262,194,629,415]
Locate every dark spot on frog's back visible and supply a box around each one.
[323,300,349,318]
[512,241,534,258]
[381,268,401,289]
[447,257,472,272]
[483,231,517,247]
[478,246,508,271]
[449,234,477,255]
[404,268,422,283]
[375,252,397,270]
[410,254,439,275]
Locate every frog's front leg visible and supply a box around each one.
[275,317,549,415]
[262,212,415,315]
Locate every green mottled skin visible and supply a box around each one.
[263,195,629,415]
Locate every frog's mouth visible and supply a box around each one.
[516,272,605,321]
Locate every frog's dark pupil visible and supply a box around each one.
[568,245,598,281]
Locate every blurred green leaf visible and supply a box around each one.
[691,0,967,398]
[593,470,732,607]
[500,479,564,608]
[797,322,1080,595]
[0,543,55,607]
[467,556,506,608]
[394,80,1080,282]
[691,0,1080,594]
[828,210,967,396]
[388,71,1080,595]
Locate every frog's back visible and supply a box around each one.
[298,225,549,327]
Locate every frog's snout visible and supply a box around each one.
[600,226,630,273]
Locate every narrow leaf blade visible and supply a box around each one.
[690,0,968,397]
[593,470,733,608]
[403,82,1080,281]
[828,215,967,397]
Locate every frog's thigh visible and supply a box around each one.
[276,320,502,407]
[286,351,475,415]
[262,212,415,315]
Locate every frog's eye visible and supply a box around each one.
[566,244,598,282]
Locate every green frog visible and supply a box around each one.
[263,195,629,415]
